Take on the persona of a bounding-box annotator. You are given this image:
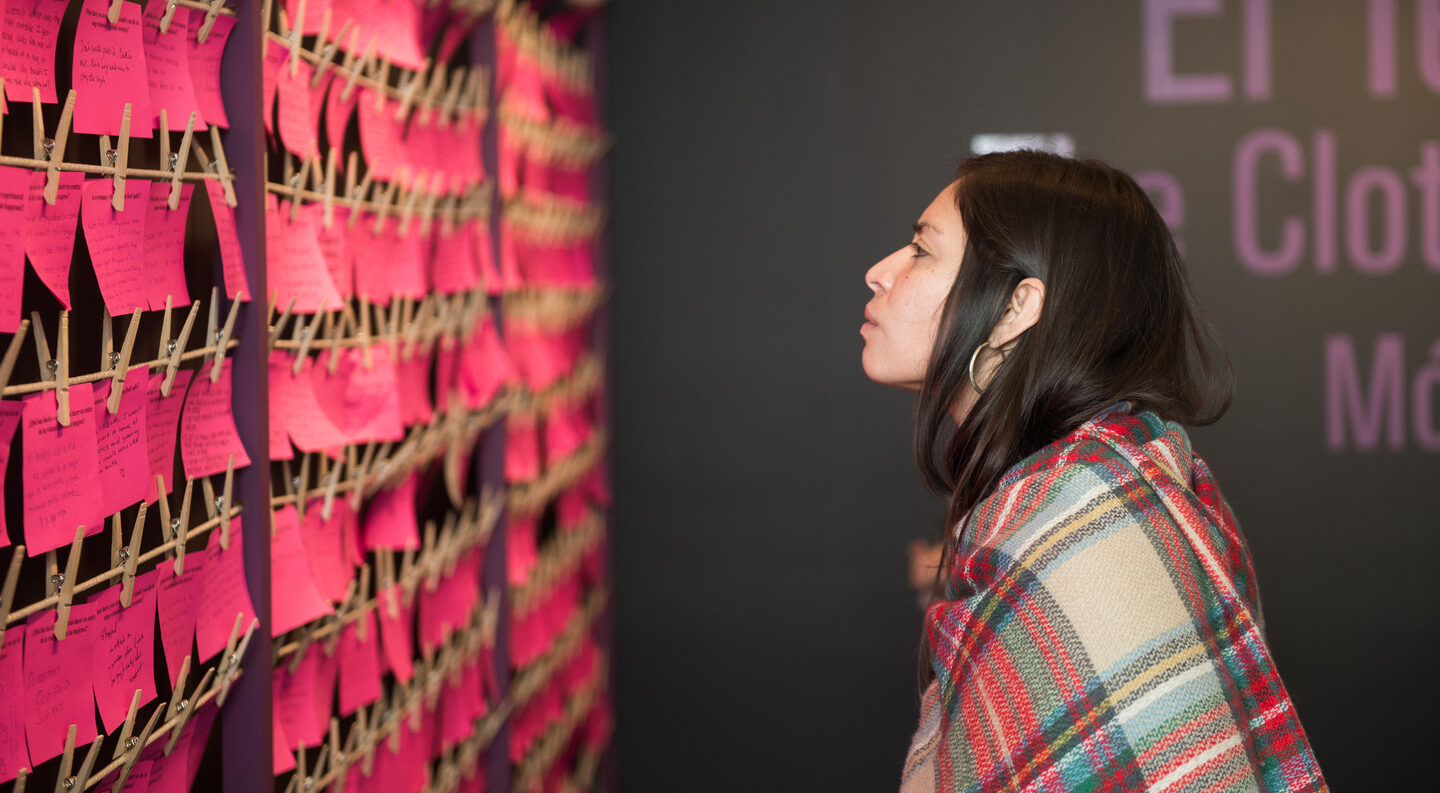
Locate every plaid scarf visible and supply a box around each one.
[900,403,1327,792]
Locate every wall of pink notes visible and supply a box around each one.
[0,0,611,790]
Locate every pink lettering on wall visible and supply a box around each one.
[1143,0,1270,104]
[1326,334,1440,452]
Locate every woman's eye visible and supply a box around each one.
[909,242,927,258]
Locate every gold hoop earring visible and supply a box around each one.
[967,341,992,394]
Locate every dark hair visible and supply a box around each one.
[915,150,1234,681]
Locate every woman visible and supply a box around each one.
[862,151,1327,793]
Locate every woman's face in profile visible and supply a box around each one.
[862,182,966,391]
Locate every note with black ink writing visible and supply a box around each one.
[72,0,153,138]
[143,181,193,310]
[90,569,158,732]
[179,358,251,479]
[93,366,149,518]
[195,528,255,662]
[145,369,192,504]
[24,170,85,308]
[22,382,103,555]
[203,179,250,301]
[0,629,27,782]
[23,603,100,764]
[269,504,333,636]
[0,0,68,103]
[157,551,206,687]
[186,13,233,128]
[0,166,26,333]
[82,179,150,316]
[141,2,206,131]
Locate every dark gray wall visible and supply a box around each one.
[608,3,1439,791]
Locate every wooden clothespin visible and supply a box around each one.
[37,310,70,425]
[162,300,201,396]
[322,147,338,227]
[106,308,142,414]
[169,113,197,209]
[349,441,376,510]
[212,455,235,547]
[110,703,163,792]
[165,665,215,754]
[422,521,440,592]
[111,689,145,761]
[158,0,179,32]
[372,56,392,112]
[291,311,321,375]
[65,728,104,793]
[329,717,351,793]
[397,170,422,236]
[286,0,306,78]
[370,177,398,235]
[287,623,315,673]
[377,552,398,619]
[0,318,29,396]
[40,90,76,205]
[347,166,373,230]
[0,546,23,642]
[207,126,236,207]
[196,0,223,42]
[354,564,371,640]
[110,105,132,211]
[269,295,297,350]
[167,654,191,718]
[119,503,146,607]
[158,476,193,575]
[349,705,374,776]
[339,30,370,102]
[312,16,352,90]
[216,616,258,706]
[159,110,172,167]
[321,452,342,519]
[53,524,83,639]
[210,294,241,383]
[394,58,430,122]
[439,66,465,125]
[288,154,311,223]
[418,173,442,237]
[100,309,114,375]
[294,453,312,520]
[51,725,79,793]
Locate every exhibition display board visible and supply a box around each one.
[0,0,611,790]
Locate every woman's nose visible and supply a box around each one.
[866,248,901,294]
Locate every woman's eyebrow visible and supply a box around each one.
[913,221,940,237]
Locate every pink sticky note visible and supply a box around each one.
[276,57,317,158]
[196,528,255,662]
[272,711,295,774]
[270,352,346,453]
[23,170,84,308]
[349,218,394,303]
[0,401,22,548]
[182,700,218,788]
[179,357,251,479]
[0,0,68,103]
[22,382,103,555]
[141,737,187,793]
[431,224,477,295]
[336,611,382,715]
[266,197,342,313]
[186,13,232,128]
[23,604,100,764]
[310,346,403,446]
[324,78,358,151]
[203,179,249,301]
[312,644,337,735]
[310,204,352,299]
[93,367,150,517]
[362,471,419,550]
[82,179,150,316]
[0,629,28,782]
[283,0,330,34]
[357,89,405,181]
[269,504,334,636]
[298,498,352,601]
[72,0,153,138]
[275,648,324,750]
[90,570,159,732]
[0,167,24,333]
[265,352,293,461]
[145,369,191,503]
[142,3,206,131]
[388,227,426,298]
[395,349,433,427]
[156,550,206,687]
[261,39,286,136]
[143,181,193,310]
[376,588,414,683]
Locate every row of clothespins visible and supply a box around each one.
[278,608,506,793]
[497,0,599,93]
[267,288,492,364]
[0,288,244,424]
[266,150,493,235]
[507,428,606,517]
[512,649,608,793]
[8,611,257,793]
[270,490,503,665]
[501,287,607,334]
[0,459,243,640]
[262,0,492,128]
[103,0,233,34]
[498,106,609,167]
[0,86,239,213]
[501,190,607,242]
[509,507,602,615]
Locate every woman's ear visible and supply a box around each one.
[990,277,1045,348]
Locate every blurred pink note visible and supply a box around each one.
[276,57,317,158]
[431,224,477,295]
[145,369,192,503]
[141,737,187,793]
[310,346,403,446]
[265,197,342,313]
[143,181,193,310]
[270,352,346,453]
[22,382,103,555]
[195,528,255,662]
[271,712,295,775]
[82,179,150,316]
[181,700,218,788]
[396,348,434,427]
[310,204,352,299]
[156,550,206,687]
[324,78,358,151]
[93,366,150,517]
[376,586,414,683]
[265,352,294,461]
[141,3,205,131]
[261,39,286,136]
[336,611,382,715]
[0,629,27,782]
[298,498,352,602]
[24,170,85,308]
[274,648,324,750]
[179,357,251,479]
[388,227,427,298]
[0,167,24,333]
[357,89,405,180]
[186,13,233,128]
[203,179,249,301]
[311,645,337,737]
[0,401,22,548]
[269,504,334,636]
[23,603,100,764]
[90,569,158,732]
[362,471,419,550]
[0,0,68,103]
[349,218,395,303]
[72,0,153,138]
[283,0,330,34]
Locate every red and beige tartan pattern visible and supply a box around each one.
[900,403,1328,793]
